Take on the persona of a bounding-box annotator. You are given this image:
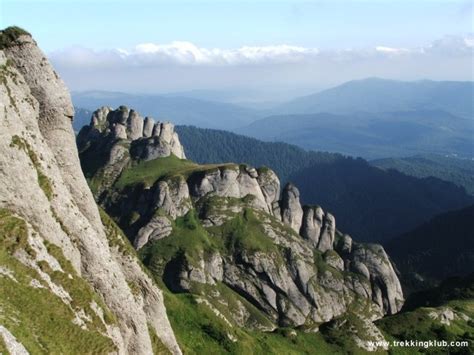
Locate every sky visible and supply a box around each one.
[1,0,473,100]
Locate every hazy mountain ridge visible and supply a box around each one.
[277,78,474,119]
[72,91,265,130]
[238,109,474,159]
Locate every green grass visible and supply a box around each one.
[209,208,280,256]
[319,311,387,355]
[313,250,344,281]
[197,281,276,329]
[160,281,343,355]
[0,333,8,354]
[140,209,220,274]
[0,209,116,353]
[141,206,284,281]
[99,207,136,258]
[114,154,239,189]
[114,155,198,188]
[0,208,33,255]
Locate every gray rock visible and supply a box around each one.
[256,168,280,214]
[113,123,127,140]
[152,177,191,219]
[189,166,269,212]
[126,110,144,140]
[280,183,303,232]
[91,106,111,130]
[135,216,173,250]
[140,137,172,161]
[159,122,174,143]
[340,234,353,254]
[351,244,404,315]
[170,131,186,159]
[143,116,155,137]
[317,213,335,252]
[301,206,324,248]
[152,122,162,137]
[323,251,344,271]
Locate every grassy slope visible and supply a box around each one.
[163,287,343,355]
[114,153,238,189]
[0,209,116,354]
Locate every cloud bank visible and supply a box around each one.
[49,35,473,95]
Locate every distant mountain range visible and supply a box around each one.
[73,78,473,159]
[276,78,474,119]
[72,91,264,130]
[176,125,474,242]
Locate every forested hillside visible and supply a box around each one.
[372,154,474,195]
[386,205,474,288]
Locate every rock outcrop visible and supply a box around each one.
[0,27,180,354]
[78,105,186,160]
[76,105,186,198]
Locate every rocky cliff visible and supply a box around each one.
[78,104,404,350]
[0,27,180,354]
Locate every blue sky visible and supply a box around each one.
[1,0,472,97]
[1,0,472,51]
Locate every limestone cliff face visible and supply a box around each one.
[0,28,180,354]
[79,104,404,337]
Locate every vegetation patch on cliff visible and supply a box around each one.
[160,283,342,355]
[0,26,30,49]
[0,209,116,354]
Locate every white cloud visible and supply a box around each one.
[50,35,473,69]
[116,42,320,65]
[375,46,410,55]
[48,35,473,93]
